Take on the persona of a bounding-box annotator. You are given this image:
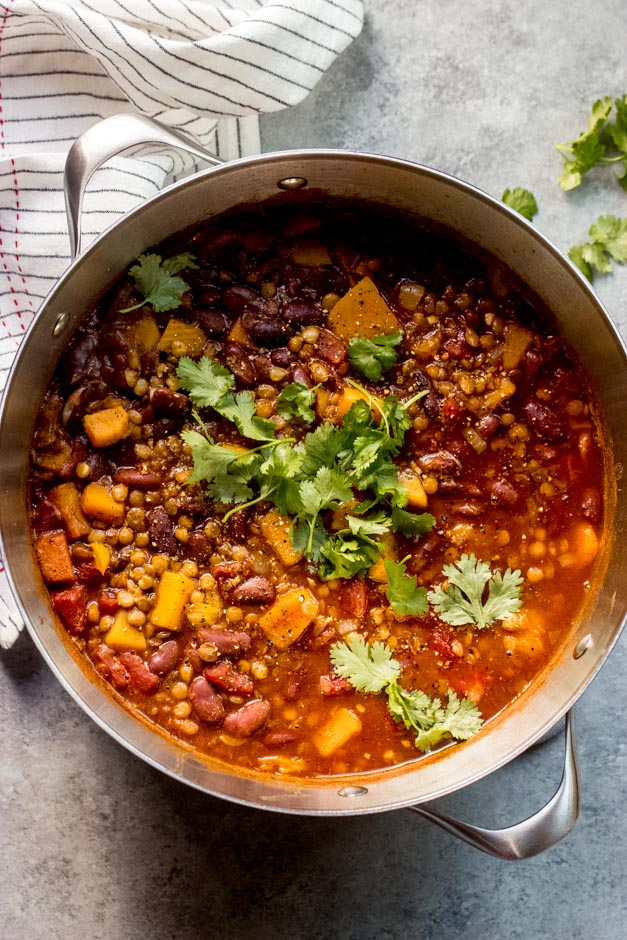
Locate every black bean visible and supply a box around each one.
[281,299,324,326]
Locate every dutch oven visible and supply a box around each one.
[1,114,626,859]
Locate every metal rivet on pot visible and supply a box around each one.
[573,633,593,659]
[52,312,69,337]
[338,785,368,798]
[277,176,308,190]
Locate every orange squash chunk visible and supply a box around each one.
[35,531,75,583]
[327,276,401,341]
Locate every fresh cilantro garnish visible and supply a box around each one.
[428,553,523,629]
[348,331,403,381]
[390,506,435,537]
[318,527,383,580]
[384,557,428,616]
[276,382,317,423]
[501,188,538,221]
[330,636,483,752]
[296,466,354,556]
[177,357,276,442]
[556,96,627,192]
[568,215,627,280]
[120,252,198,313]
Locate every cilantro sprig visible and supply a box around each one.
[501,187,538,222]
[384,557,428,616]
[569,215,627,281]
[330,636,483,752]
[428,553,523,629]
[348,331,403,381]
[556,96,627,192]
[176,356,434,578]
[120,252,198,313]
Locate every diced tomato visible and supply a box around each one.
[448,668,492,704]
[204,661,254,696]
[52,585,87,635]
[320,674,352,696]
[316,328,347,365]
[441,396,464,424]
[427,627,458,661]
[119,652,159,694]
[338,579,368,618]
[93,644,129,689]
[97,588,119,616]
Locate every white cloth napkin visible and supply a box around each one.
[0,0,364,648]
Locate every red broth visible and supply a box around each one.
[29,203,606,778]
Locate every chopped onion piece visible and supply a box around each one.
[463,426,487,454]
[336,619,359,635]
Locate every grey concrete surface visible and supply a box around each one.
[2,1,627,938]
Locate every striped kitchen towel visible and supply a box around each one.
[0,0,364,649]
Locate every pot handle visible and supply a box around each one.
[406,709,579,860]
[64,113,223,259]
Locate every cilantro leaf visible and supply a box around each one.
[318,529,383,580]
[177,356,235,409]
[390,506,435,538]
[276,382,317,423]
[428,553,523,629]
[384,558,428,616]
[218,391,277,442]
[569,215,627,280]
[205,473,254,505]
[180,429,240,485]
[121,252,198,313]
[330,635,400,693]
[345,512,391,537]
[299,423,351,477]
[501,188,538,221]
[348,331,403,381]
[330,638,483,752]
[297,466,354,557]
[556,97,612,191]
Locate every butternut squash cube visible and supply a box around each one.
[502,323,533,370]
[399,473,428,509]
[50,482,90,539]
[34,530,75,584]
[327,276,401,341]
[104,609,147,653]
[83,405,129,448]
[91,542,111,575]
[314,707,362,757]
[227,317,254,348]
[80,482,125,525]
[158,319,207,358]
[335,385,383,422]
[150,570,197,632]
[131,314,161,354]
[290,237,332,266]
[260,508,303,566]
[258,587,319,649]
[369,533,397,583]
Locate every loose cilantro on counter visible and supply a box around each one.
[501,187,538,221]
[330,636,483,752]
[428,553,523,629]
[347,331,403,381]
[569,215,627,280]
[120,252,199,313]
[556,95,627,192]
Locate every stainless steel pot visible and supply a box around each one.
[2,114,626,859]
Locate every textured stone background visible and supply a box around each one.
[2,2,627,938]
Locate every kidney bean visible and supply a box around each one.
[222,284,263,314]
[204,661,254,696]
[476,414,501,439]
[75,563,103,585]
[223,698,270,738]
[148,639,180,675]
[448,500,482,517]
[197,285,221,307]
[316,329,347,365]
[523,400,566,442]
[226,508,249,544]
[187,531,213,562]
[246,317,293,347]
[147,507,179,555]
[189,676,225,724]
[141,348,159,374]
[61,385,101,429]
[33,498,62,535]
[119,652,159,694]
[93,645,129,689]
[489,479,520,507]
[52,585,87,635]
[231,576,276,605]
[62,334,98,385]
[197,628,251,657]
[281,299,324,326]
[194,309,228,335]
[418,451,462,474]
[264,730,298,748]
[269,347,294,368]
[149,387,189,417]
[113,468,163,490]
[225,341,257,386]
[291,364,313,388]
